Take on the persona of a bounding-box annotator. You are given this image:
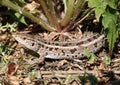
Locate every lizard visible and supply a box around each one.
[13,33,105,63]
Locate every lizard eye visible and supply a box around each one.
[32,43,35,46]
[81,54,84,56]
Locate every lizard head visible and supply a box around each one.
[13,33,39,51]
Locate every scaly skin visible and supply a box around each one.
[13,33,105,63]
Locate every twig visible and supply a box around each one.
[40,70,120,78]
[40,70,97,78]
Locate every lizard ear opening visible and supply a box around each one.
[23,37,26,40]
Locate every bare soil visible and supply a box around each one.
[0,31,119,85]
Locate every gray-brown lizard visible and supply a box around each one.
[13,33,105,63]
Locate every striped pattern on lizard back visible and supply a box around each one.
[13,33,105,59]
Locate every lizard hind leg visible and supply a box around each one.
[24,55,45,65]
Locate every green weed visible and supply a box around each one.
[83,48,96,64]
[0,43,13,74]
[0,22,17,32]
[88,0,119,56]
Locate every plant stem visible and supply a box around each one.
[47,0,61,32]
[73,0,85,20]
[37,0,54,26]
[73,8,94,28]
[0,0,56,32]
[60,0,75,27]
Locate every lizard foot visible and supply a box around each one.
[24,56,45,65]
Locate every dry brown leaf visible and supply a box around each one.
[8,75,21,85]
[23,78,31,84]
[57,60,68,67]
[98,63,106,70]
[93,66,98,71]
[0,34,8,40]
[70,80,80,85]
[23,1,40,11]
[43,32,58,40]
[7,62,19,75]
[7,55,15,60]
[75,25,83,38]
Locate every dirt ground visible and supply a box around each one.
[0,31,119,85]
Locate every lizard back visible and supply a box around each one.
[13,33,105,59]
